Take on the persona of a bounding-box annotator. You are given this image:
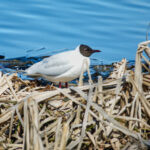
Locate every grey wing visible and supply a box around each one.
[35,54,74,76]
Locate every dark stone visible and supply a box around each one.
[0,55,5,59]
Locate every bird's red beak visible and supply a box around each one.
[92,50,101,53]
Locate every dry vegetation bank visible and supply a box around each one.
[0,41,150,150]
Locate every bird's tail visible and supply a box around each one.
[14,69,41,78]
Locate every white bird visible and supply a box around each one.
[25,44,101,88]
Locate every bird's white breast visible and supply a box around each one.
[58,55,89,81]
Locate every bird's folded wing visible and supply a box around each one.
[35,55,74,76]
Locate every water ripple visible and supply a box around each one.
[0,0,150,63]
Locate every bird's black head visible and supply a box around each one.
[79,44,101,57]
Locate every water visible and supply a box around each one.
[0,0,150,63]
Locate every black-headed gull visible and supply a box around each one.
[26,44,101,88]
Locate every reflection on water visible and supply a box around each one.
[0,0,150,63]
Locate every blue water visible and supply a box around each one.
[0,0,150,63]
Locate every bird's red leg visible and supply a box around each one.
[65,82,68,88]
[59,82,61,88]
